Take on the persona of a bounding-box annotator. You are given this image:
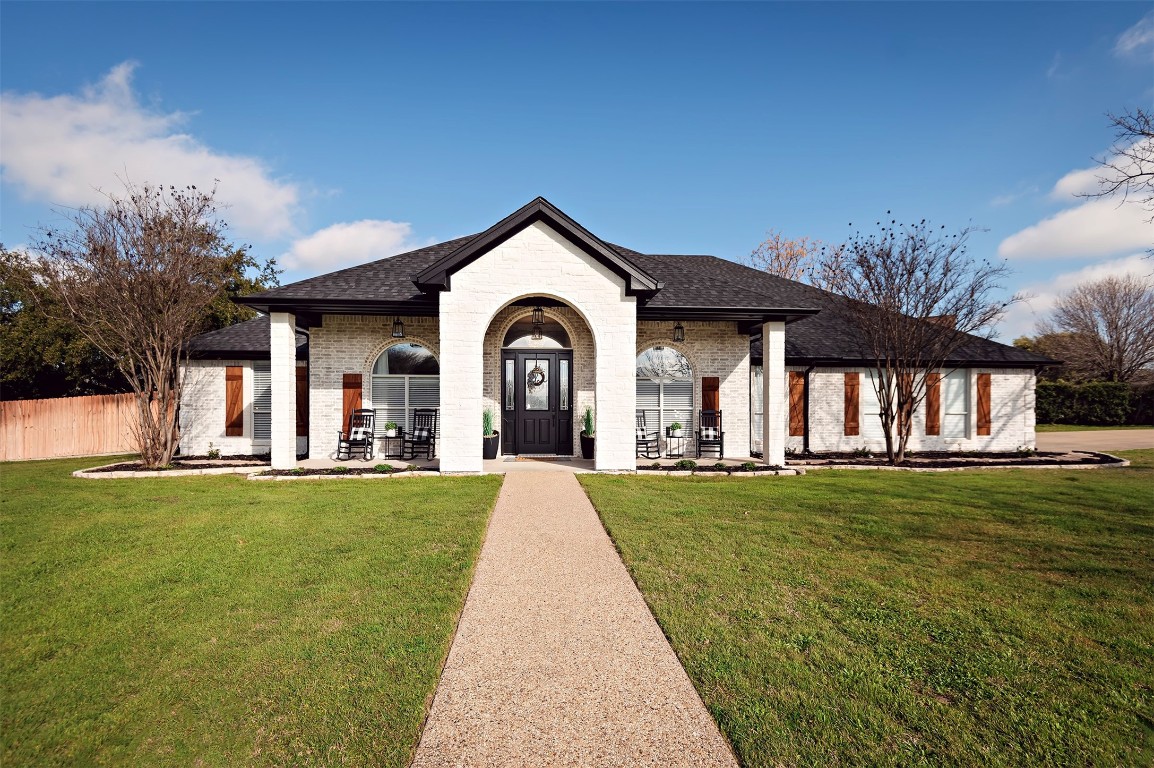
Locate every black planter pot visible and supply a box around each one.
[580,433,595,460]
[482,432,500,460]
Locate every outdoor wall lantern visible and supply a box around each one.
[391,317,405,338]
[673,322,685,343]
[531,322,544,340]
[531,305,545,325]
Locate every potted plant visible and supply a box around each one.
[482,408,500,460]
[668,421,684,438]
[580,406,595,459]
[383,421,399,438]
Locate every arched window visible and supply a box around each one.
[636,346,693,434]
[371,343,439,430]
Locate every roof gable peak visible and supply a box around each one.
[411,197,662,297]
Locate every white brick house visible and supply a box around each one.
[182,198,1051,470]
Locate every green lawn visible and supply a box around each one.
[1036,423,1153,432]
[581,450,1154,768]
[1,458,502,767]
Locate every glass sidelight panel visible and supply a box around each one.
[525,358,549,411]
[560,359,569,410]
[505,359,515,410]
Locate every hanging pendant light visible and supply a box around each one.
[531,305,545,325]
[531,322,543,340]
[391,317,405,338]
[673,322,685,342]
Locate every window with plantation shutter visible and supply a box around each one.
[750,365,763,453]
[369,344,440,432]
[635,347,693,435]
[253,361,272,440]
[942,370,969,439]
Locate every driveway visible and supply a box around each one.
[1037,429,1154,453]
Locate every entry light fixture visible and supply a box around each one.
[531,322,543,341]
[531,305,545,325]
[672,322,685,343]
[391,317,405,338]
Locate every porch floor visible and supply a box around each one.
[298,455,762,473]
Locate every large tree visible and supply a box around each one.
[1,243,278,401]
[1,246,127,399]
[812,217,1015,464]
[27,183,260,467]
[1035,273,1154,383]
[749,229,822,281]
[1084,108,1154,223]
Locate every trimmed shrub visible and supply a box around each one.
[1036,381,1131,425]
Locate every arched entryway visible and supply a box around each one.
[483,298,594,457]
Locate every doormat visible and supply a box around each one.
[510,455,574,462]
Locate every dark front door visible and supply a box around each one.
[501,350,573,455]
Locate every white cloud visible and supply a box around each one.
[1115,10,1154,61]
[997,198,1151,260]
[0,62,301,240]
[281,220,422,272]
[997,253,1153,339]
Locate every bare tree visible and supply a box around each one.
[29,183,238,467]
[749,229,822,281]
[1084,108,1154,222]
[1036,273,1154,382]
[812,217,1016,464]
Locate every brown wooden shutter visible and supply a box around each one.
[788,371,805,437]
[702,377,720,412]
[896,372,913,433]
[925,372,941,436]
[225,366,244,436]
[976,373,991,436]
[844,372,860,436]
[342,373,363,431]
[296,367,309,437]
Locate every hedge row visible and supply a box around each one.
[1036,381,1154,426]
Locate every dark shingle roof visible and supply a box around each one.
[188,316,307,359]
[208,219,1050,367]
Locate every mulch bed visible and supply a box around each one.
[640,463,786,473]
[788,450,1116,469]
[88,458,269,473]
[259,465,439,477]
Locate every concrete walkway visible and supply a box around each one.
[411,472,738,768]
[1037,428,1154,453]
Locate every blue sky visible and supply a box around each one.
[2,1,1151,339]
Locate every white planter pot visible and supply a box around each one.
[385,429,397,438]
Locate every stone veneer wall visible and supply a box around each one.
[307,314,441,460]
[784,366,1037,454]
[482,305,595,456]
[636,319,752,459]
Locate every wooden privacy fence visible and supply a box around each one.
[0,393,139,461]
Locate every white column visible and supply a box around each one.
[762,320,786,467]
[269,311,298,469]
[438,294,483,473]
[593,313,637,471]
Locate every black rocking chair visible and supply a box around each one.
[636,412,660,459]
[336,408,376,461]
[696,409,725,459]
[402,408,438,460]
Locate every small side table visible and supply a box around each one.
[378,434,404,460]
[665,434,687,459]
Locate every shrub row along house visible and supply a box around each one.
[182,198,1052,470]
